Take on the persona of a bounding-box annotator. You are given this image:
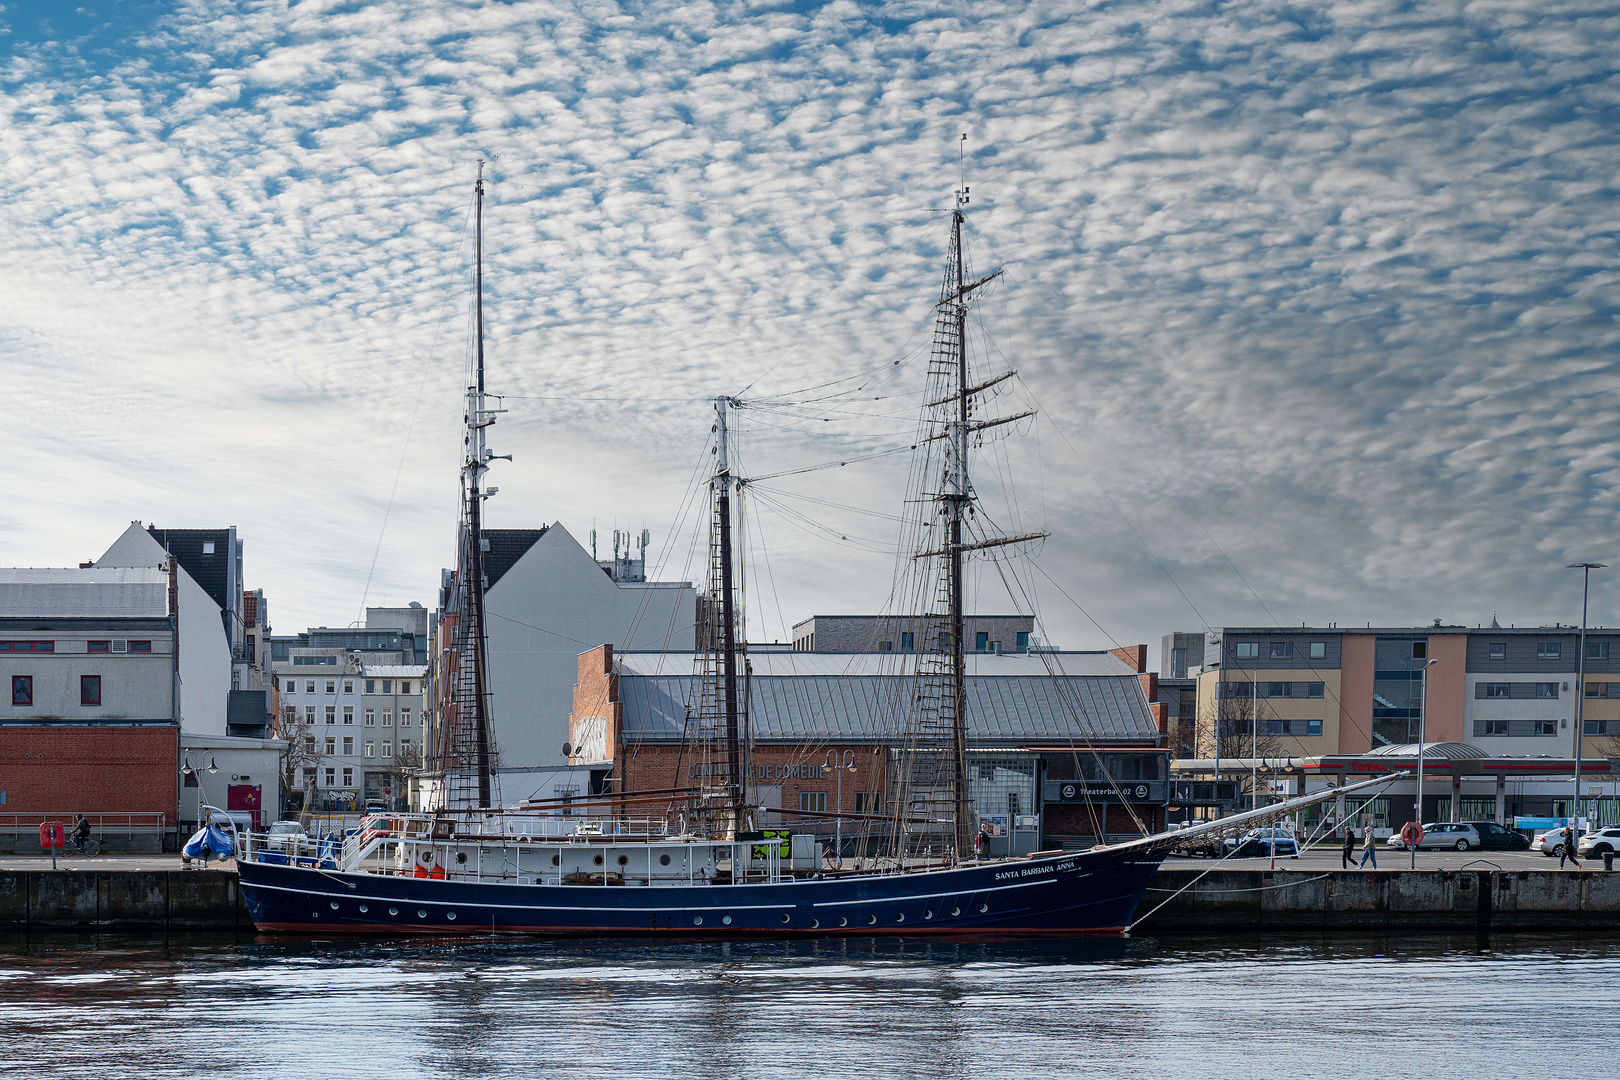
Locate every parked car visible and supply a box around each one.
[1223,828,1300,858]
[264,820,309,851]
[1577,826,1620,858]
[1386,822,1482,851]
[1463,821,1531,851]
[1532,827,1582,856]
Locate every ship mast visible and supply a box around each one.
[713,397,747,835]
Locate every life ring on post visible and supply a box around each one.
[1400,821,1424,849]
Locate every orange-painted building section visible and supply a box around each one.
[1424,633,1467,743]
[1338,634,1376,754]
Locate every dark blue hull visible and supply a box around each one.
[237,844,1168,937]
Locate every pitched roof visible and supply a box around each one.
[482,528,547,590]
[146,527,232,611]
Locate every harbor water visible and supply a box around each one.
[3,932,1608,1078]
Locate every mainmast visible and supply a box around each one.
[713,397,747,834]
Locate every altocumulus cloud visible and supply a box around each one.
[0,0,1617,647]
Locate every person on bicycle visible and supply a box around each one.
[72,814,92,848]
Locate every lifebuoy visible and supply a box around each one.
[39,821,65,849]
[1400,821,1425,849]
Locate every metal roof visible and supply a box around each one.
[360,665,427,678]
[617,650,1137,679]
[616,655,1159,744]
[0,568,169,618]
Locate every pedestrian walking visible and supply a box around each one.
[1358,823,1378,869]
[1341,826,1356,869]
[1559,824,1583,870]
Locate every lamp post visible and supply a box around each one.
[1569,562,1605,832]
[824,749,856,863]
[1413,657,1440,869]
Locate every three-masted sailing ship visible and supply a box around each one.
[236,167,1392,937]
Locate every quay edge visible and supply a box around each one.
[3,867,1619,934]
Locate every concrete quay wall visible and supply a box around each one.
[2,867,1617,933]
[1134,868,1620,932]
[0,870,247,932]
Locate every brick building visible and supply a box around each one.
[566,644,1170,851]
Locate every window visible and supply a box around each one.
[302,767,316,784]
[1411,641,1426,660]
[1307,718,1323,736]
[305,681,315,693]
[799,791,827,813]
[382,680,392,694]
[342,768,353,787]
[80,675,101,706]
[1015,631,1029,652]
[1535,719,1558,736]
[855,791,881,813]
[1589,641,1610,660]
[401,681,412,695]
[304,736,316,752]
[325,706,336,724]
[1309,642,1326,660]
[342,737,355,755]
[1489,642,1506,660]
[383,710,393,727]
[877,640,893,652]
[1587,682,1603,698]
[284,681,295,693]
[343,706,354,724]
[1587,719,1612,736]
[1536,683,1559,699]
[12,675,32,707]
[1269,642,1292,659]
[0,641,54,652]
[325,680,336,694]
[399,738,411,755]
[1483,720,1508,736]
[901,632,916,652]
[1306,682,1324,699]
[401,709,412,727]
[364,741,375,758]
[976,632,989,652]
[365,680,375,694]
[1235,642,1259,659]
[364,709,375,726]
[1483,683,1510,698]
[129,640,151,653]
[324,737,336,755]
[202,541,215,555]
[88,641,110,653]
[1538,642,1561,660]
[324,767,335,786]
[382,741,392,758]
[1263,682,1290,698]
[306,706,317,724]
[344,680,354,694]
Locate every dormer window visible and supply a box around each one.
[202,541,215,555]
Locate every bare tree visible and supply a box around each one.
[274,705,322,817]
[384,740,423,810]
[1197,692,1288,803]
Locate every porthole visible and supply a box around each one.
[456,852,468,865]
[593,854,605,866]
[659,854,671,866]
[923,911,933,920]
[330,901,339,910]
[389,907,398,916]
[866,914,876,925]
[447,912,457,921]
[838,917,848,927]
[810,919,820,929]
[722,916,732,925]
[780,914,791,924]
[359,905,369,913]
[417,909,427,918]
[896,913,905,922]
[979,904,988,913]
[617,854,630,867]
[551,855,560,866]
[694,916,703,926]
[951,907,960,916]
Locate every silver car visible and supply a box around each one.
[1385,821,1482,851]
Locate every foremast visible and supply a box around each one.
[902,176,1043,860]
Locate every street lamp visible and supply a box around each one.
[823,749,856,865]
[1570,562,1606,832]
[1413,657,1440,870]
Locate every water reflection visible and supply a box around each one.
[3,932,1616,1079]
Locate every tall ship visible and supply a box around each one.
[236,164,1389,936]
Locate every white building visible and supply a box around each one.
[439,524,695,801]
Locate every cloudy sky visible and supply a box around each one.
[2,0,1618,660]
